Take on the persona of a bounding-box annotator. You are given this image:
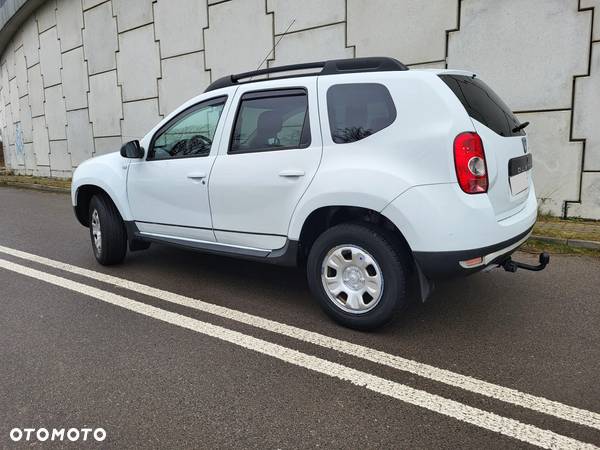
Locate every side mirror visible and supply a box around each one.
[120,140,144,159]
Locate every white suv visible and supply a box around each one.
[72,57,546,330]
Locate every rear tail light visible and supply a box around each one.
[453,132,488,194]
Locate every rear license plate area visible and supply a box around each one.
[508,154,532,196]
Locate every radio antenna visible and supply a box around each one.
[252,19,296,76]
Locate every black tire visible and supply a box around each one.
[306,223,409,330]
[88,194,127,265]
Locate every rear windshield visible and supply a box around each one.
[439,75,524,137]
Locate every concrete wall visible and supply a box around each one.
[0,0,598,219]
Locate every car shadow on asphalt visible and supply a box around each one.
[122,242,503,335]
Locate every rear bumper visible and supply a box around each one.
[381,182,538,280]
[413,226,533,279]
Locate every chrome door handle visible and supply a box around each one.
[278,170,305,178]
[187,172,207,179]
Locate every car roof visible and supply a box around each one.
[148,61,476,143]
[204,57,409,92]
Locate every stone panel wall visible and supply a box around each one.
[0,0,598,218]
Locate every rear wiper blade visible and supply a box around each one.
[512,121,530,133]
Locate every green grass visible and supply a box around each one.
[0,173,71,190]
[533,218,600,242]
[521,238,600,258]
[536,211,599,225]
[1,172,599,257]
[532,227,600,242]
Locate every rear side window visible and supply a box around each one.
[439,75,524,137]
[327,83,396,144]
[229,88,310,154]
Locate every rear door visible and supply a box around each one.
[208,79,322,250]
[440,75,531,220]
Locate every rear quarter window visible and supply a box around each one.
[327,83,396,144]
[439,75,524,137]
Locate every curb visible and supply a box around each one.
[530,234,600,251]
[2,180,599,250]
[0,181,70,194]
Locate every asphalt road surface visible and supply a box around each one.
[0,186,599,449]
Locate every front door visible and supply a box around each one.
[127,96,229,242]
[209,79,322,250]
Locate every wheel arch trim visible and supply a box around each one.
[73,180,131,227]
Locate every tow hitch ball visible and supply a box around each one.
[502,252,550,273]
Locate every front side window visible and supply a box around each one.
[327,83,396,144]
[230,88,310,154]
[149,96,226,160]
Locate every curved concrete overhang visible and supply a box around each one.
[0,0,46,55]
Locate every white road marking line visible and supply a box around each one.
[0,257,597,450]
[0,245,599,432]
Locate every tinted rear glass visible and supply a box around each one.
[327,83,396,144]
[439,75,524,137]
[229,88,310,154]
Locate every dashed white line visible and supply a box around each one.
[0,244,599,432]
[0,257,597,450]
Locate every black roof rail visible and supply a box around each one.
[204,57,409,92]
